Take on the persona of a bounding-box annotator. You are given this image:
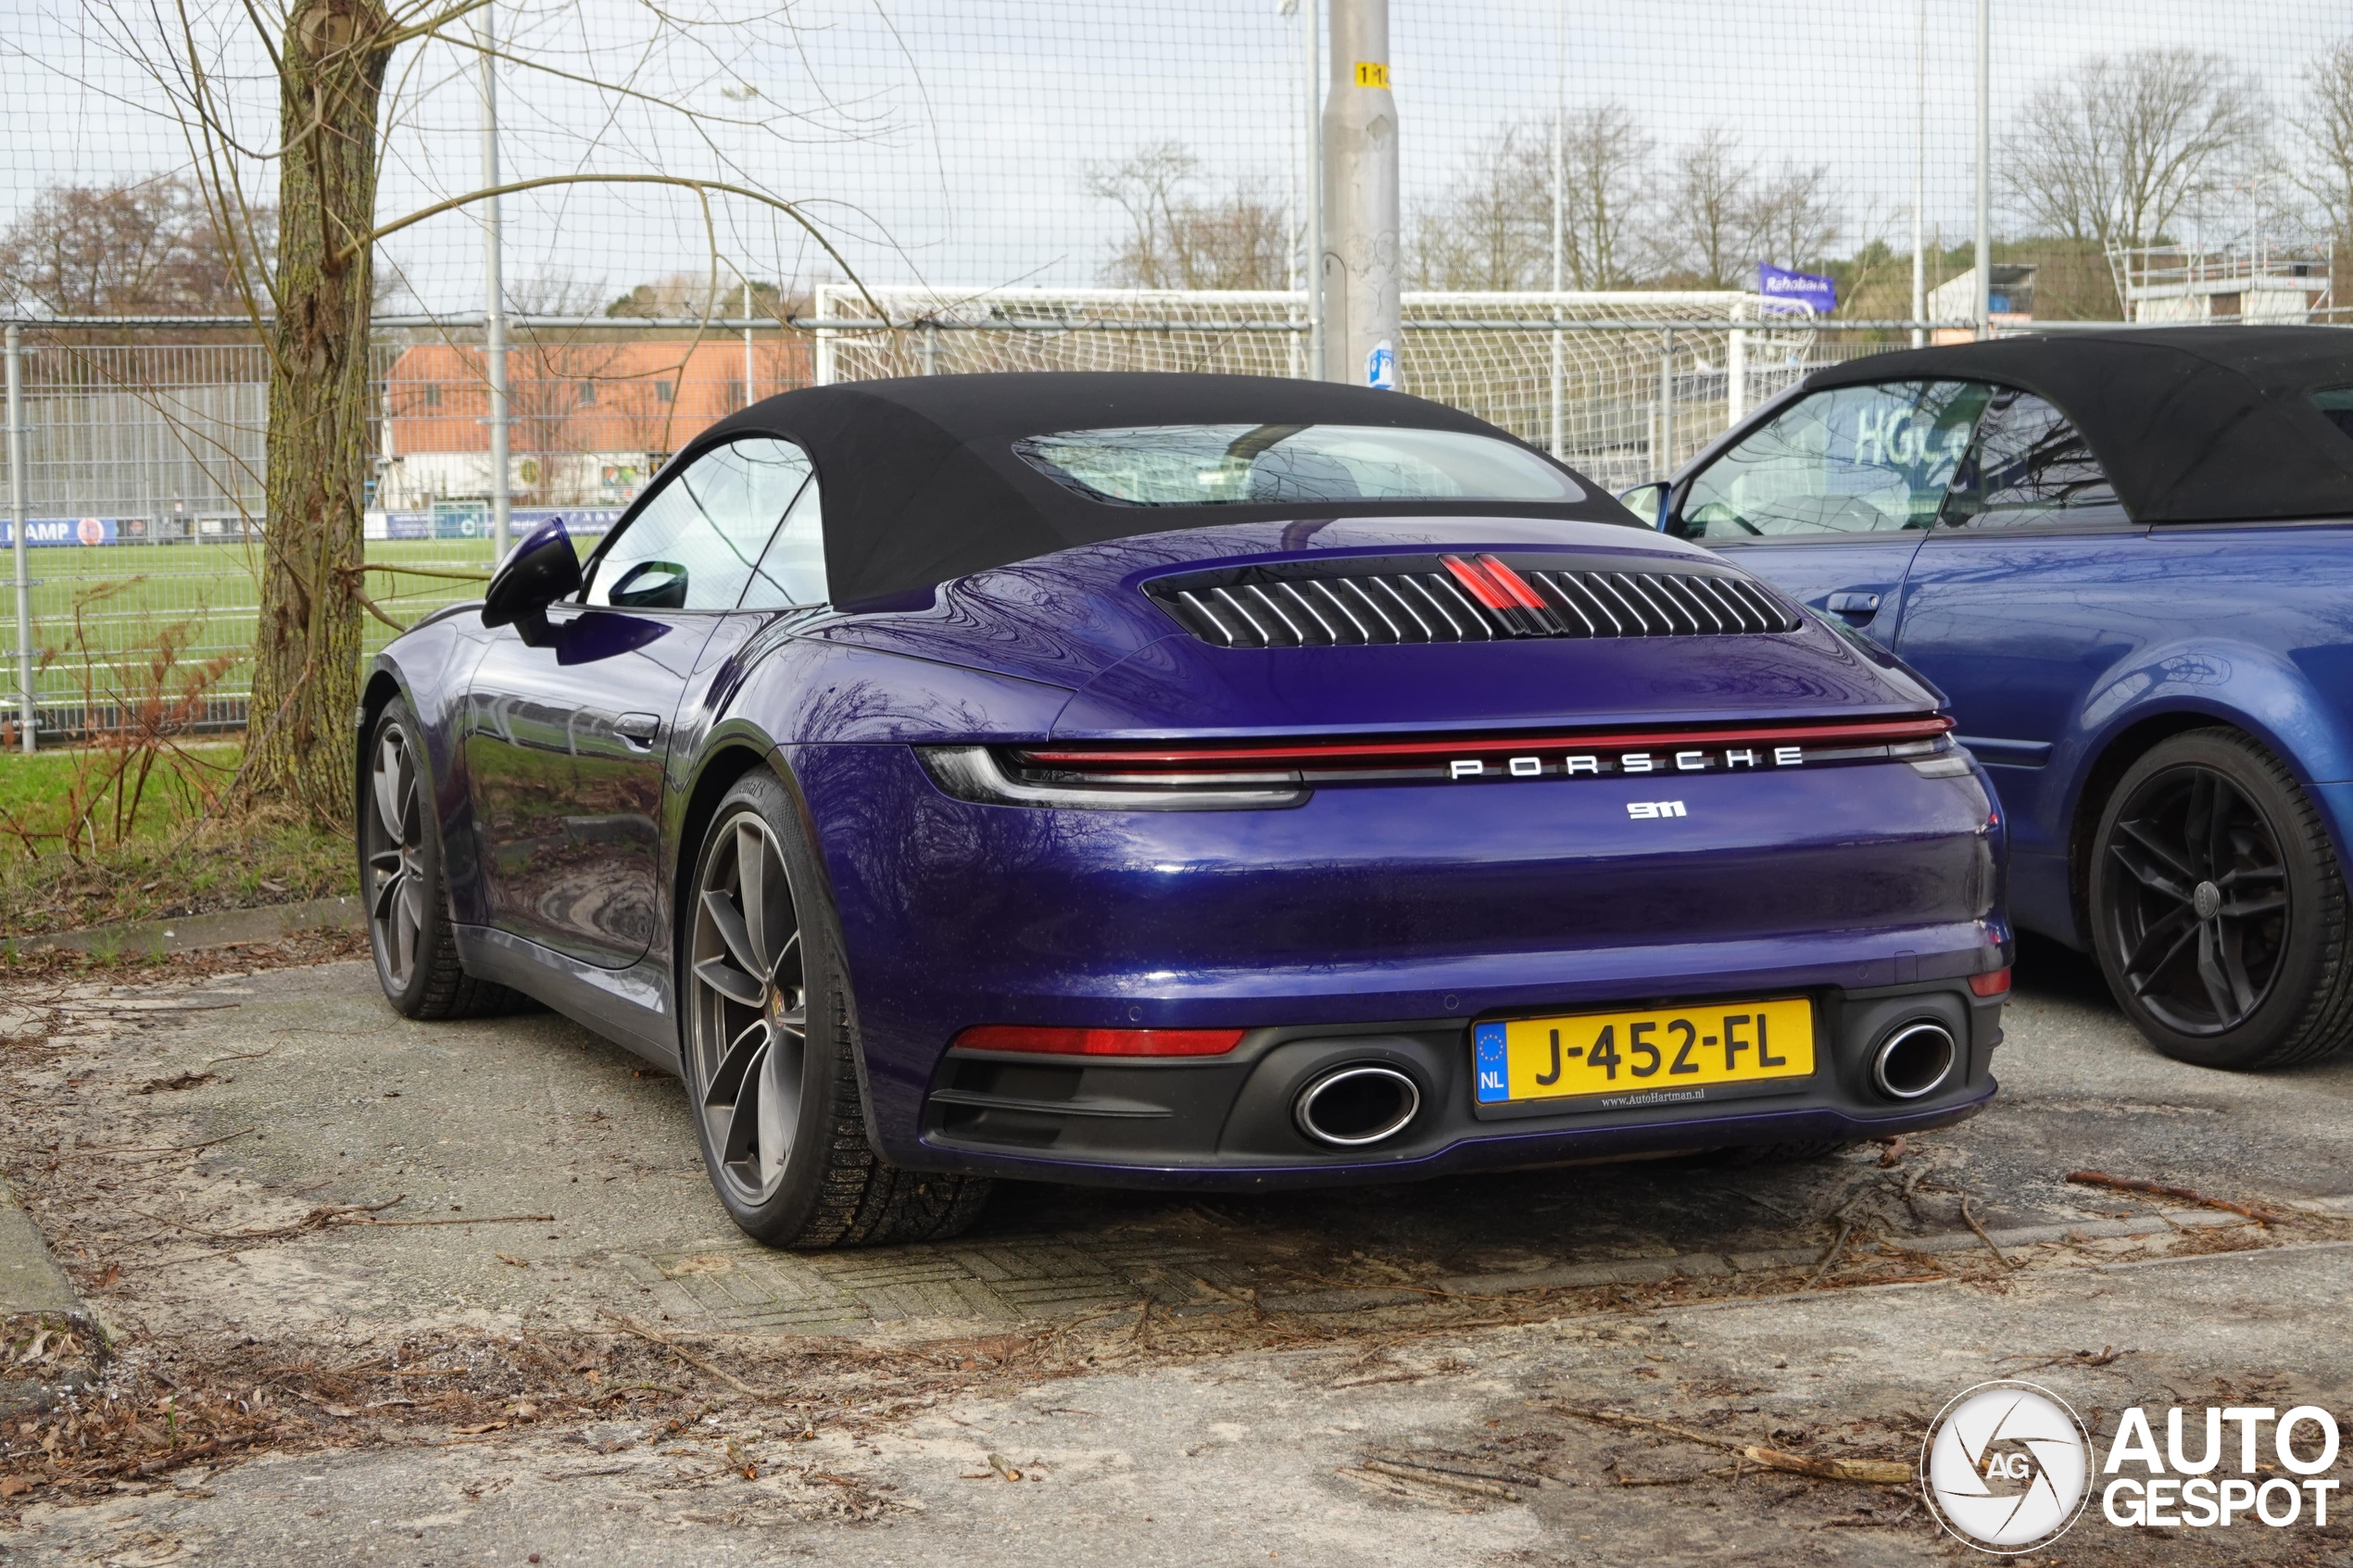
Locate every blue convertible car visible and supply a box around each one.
[1622,327,2353,1073]
[361,373,2007,1247]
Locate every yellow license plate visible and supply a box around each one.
[1473,997,1815,1108]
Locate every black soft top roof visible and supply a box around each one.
[688,371,1630,608]
[1801,325,2353,525]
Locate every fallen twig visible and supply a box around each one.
[1803,1221,1855,1290]
[365,1212,557,1228]
[1541,1404,1913,1485]
[1959,1197,2021,1269]
[2065,1171,2286,1227]
[598,1311,774,1399]
[1356,1459,1521,1500]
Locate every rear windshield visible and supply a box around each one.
[1012,423,1583,507]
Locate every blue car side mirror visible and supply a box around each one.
[1617,482,1671,531]
[482,517,584,644]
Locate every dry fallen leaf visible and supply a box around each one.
[495,1253,529,1269]
[97,1262,121,1289]
[0,1475,34,1498]
[453,1422,509,1436]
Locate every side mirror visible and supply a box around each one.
[1617,482,1671,532]
[481,517,583,644]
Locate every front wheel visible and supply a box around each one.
[2088,729,2353,1069]
[682,768,991,1248]
[361,697,518,1019]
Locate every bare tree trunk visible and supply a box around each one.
[243,0,391,823]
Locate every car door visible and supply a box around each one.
[463,437,812,970]
[1889,386,2146,939]
[1669,380,1990,650]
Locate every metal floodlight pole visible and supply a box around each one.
[478,2,510,558]
[1974,0,1991,343]
[1322,0,1399,386]
[724,82,761,402]
[1658,328,1675,479]
[5,324,30,753]
[1305,0,1325,381]
[1912,0,1927,349]
[1549,6,1565,457]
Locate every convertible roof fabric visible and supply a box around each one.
[1801,325,2353,525]
[688,372,1631,608]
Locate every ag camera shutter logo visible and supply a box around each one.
[1921,1381,2094,1552]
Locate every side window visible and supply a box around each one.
[1942,389,2128,529]
[585,438,811,609]
[738,476,826,608]
[1677,381,1990,540]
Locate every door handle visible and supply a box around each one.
[614,712,662,750]
[1825,590,1882,621]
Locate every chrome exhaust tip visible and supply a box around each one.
[1871,1021,1957,1100]
[1294,1064,1421,1148]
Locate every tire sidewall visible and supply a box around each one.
[2088,731,2334,1068]
[682,769,861,1243]
[363,697,449,1016]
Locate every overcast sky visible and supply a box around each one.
[3,0,2341,313]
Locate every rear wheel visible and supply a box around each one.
[361,698,518,1019]
[2089,729,2353,1069]
[683,769,990,1248]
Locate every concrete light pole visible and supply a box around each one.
[1320,0,1399,387]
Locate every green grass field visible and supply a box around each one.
[8,536,535,721]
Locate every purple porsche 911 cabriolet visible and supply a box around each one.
[359,373,2009,1248]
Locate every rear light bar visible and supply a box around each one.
[1018,715,1954,773]
[920,715,1957,809]
[952,1025,1246,1057]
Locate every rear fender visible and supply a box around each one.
[2061,638,2353,920]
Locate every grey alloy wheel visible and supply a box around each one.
[365,721,429,993]
[687,810,807,1206]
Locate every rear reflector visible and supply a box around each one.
[952,1025,1247,1057]
[1968,967,2012,997]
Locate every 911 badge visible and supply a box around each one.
[1627,800,1687,819]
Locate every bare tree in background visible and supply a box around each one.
[1744,161,1839,272]
[1088,144,1288,289]
[1558,103,1653,290]
[2292,40,2353,245]
[2002,48,2265,307]
[1655,124,1755,286]
[1408,123,1545,290]
[89,0,875,821]
[0,175,274,315]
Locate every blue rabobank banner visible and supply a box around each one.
[1757,263,1837,316]
[0,518,119,547]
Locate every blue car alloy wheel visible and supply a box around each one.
[2089,730,2353,1071]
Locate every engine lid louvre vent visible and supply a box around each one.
[1146,553,1800,648]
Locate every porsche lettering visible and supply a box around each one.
[1445,746,1808,781]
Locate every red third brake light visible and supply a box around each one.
[1476,554,1553,612]
[1969,967,2013,997]
[952,1025,1247,1057]
[1439,555,1517,611]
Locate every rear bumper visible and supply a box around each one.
[910,979,2002,1189]
[790,739,2008,1185]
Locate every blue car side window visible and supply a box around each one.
[1680,382,1990,540]
[585,438,812,610]
[1941,388,2128,529]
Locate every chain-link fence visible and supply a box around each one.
[10,0,2353,738]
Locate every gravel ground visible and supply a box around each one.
[1,935,2347,1564]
